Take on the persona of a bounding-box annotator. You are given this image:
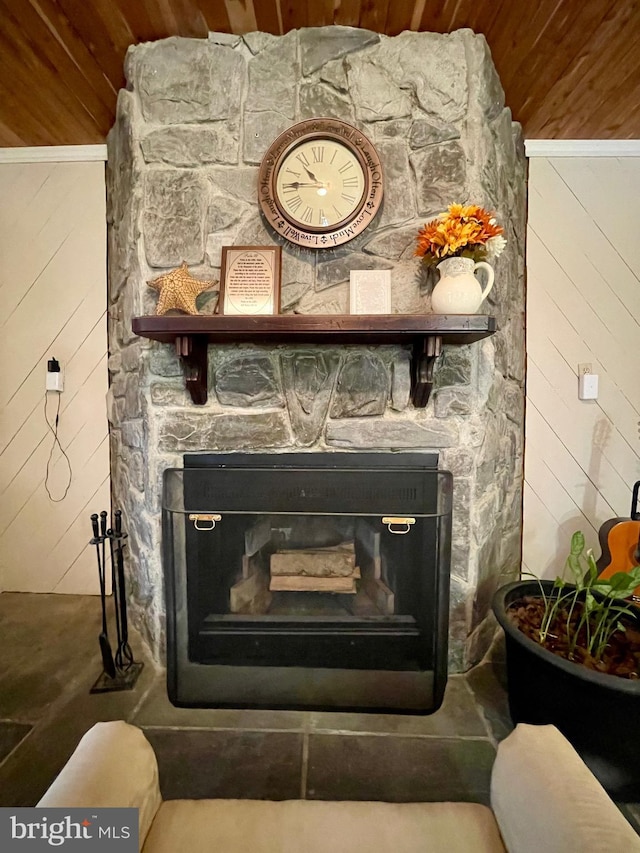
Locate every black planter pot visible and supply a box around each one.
[493,579,640,801]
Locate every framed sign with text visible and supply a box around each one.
[219,246,282,315]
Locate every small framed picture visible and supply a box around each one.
[349,270,392,315]
[219,246,282,315]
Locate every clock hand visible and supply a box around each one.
[303,165,321,182]
[283,181,325,189]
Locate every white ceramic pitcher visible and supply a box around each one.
[430,256,495,314]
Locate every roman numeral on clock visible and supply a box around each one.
[312,146,324,163]
[341,192,356,204]
[338,161,354,174]
[342,176,359,188]
[301,206,313,224]
[295,150,310,167]
[287,194,303,213]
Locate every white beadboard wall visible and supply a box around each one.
[0,161,109,594]
[524,157,640,579]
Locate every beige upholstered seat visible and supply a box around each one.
[38,720,640,853]
[144,798,504,853]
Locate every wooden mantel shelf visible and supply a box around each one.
[132,314,497,407]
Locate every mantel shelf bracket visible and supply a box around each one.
[412,335,442,408]
[133,315,495,410]
[175,334,208,405]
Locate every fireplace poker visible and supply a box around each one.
[106,522,123,672]
[112,510,134,671]
[90,512,116,679]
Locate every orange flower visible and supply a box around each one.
[416,204,504,264]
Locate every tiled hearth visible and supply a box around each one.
[2,592,639,836]
[0,592,510,807]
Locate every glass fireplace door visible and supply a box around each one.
[186,509,439,671]
[162,454,452,712]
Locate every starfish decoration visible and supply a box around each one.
[147,262,217,315]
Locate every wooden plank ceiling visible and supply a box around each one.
[1,0,639,147]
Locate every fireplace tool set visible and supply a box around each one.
[89,509,143,693]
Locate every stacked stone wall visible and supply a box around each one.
[106,26,527,668]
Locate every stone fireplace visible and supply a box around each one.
[106,26,526,675]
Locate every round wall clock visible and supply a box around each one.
[258,118,384,249]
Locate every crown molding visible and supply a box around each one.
[525,139,640,157]
[2,140,638,162]
[2,140,639,163]
[0,144,107,163]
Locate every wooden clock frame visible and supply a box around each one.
[257,117,384,249]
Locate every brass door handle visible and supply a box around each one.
[382,517,415,534]
[188,513,222,531]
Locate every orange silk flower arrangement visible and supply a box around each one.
[415,204,506,266]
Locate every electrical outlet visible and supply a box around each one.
[579,371,598,400]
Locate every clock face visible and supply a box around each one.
[275,139,366,230]
[258,118,384,249]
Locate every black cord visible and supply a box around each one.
[44,392,72,502]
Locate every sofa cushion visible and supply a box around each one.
[143,798,505,853]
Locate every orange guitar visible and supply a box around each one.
[596,481,640,597]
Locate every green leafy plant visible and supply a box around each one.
[524,531,640,663]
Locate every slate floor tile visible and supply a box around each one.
[11,591,637,826]
[465,662,513,743]
[132,675,306,731]
[0,722,32,763]
[306,734,495,805]
[144,728,303,800]
[309,675,487,737]
[0,650,156,807]
[0,593,103,722]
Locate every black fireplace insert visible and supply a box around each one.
[162,452,452,713]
